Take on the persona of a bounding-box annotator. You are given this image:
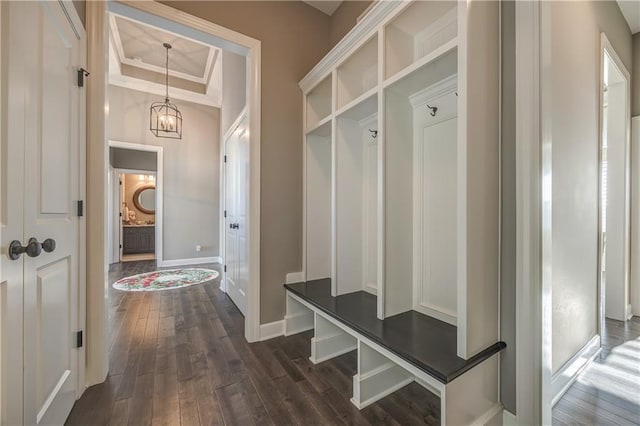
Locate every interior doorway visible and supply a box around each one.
[108,141,163,265]
[599,34,631,323]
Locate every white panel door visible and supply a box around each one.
[225,116,248,316]
[412,88,457,325]
[1,1,83,424]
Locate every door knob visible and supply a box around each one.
[8,238,42,260]
[7,238,56,260]
[42,238,56,253]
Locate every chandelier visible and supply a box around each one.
[150,43,182,139]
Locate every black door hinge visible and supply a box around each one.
[75,331,83,348]
[77,68,90,87]
[119,244,122,249]
[224,155,227,163]
[119,212,122,217]
[76,200,84,217]
[224,265,227,273]
[224,210,227,218]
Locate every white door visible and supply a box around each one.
[225,115,249,316]
[1,1,84,424]
[412,86,457,325]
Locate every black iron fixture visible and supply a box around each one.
[426,104,438,117]
[150,43,182,139]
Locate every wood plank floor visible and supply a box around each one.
[553,316,640,426]
[66,261,440,425]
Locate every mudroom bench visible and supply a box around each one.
[284,280,506,425]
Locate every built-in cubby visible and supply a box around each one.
[384,1,457,79]
[296,2,501,421]
[383,49,458,323]
[306,75,332,129]
[336,35,378,110]
[336,93,378,296]
[305,121,332,281]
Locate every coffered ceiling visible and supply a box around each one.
[108,13,222,107]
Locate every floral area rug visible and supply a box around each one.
[112,268,219,292]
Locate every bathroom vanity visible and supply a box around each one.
[122,225,155,254]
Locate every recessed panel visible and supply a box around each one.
[40,13,71,215]
[420,117,457,317]
[36,259,71,413]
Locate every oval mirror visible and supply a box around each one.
[133,185,156,214]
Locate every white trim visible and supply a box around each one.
[515,1,548,424]
[108,73,221,108]
[631,116,640,316]
[159,256,221,268]
[472,403,504,426]
[108,140,164,267]
[599,33,632,326]
[223,107,248,142]
[551,335,600,406]
[502,409,517,426]
[259,320,284,341]
[408,75,458,109]
[285,272,305,284]
[299,1,403,93]
[85,0,110,388]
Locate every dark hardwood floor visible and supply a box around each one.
[66,261,440,425]
[553,316,640,426]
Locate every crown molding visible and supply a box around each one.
[298,1,404,93]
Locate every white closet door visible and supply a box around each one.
[2,1,83,424]
[225,116,248,316]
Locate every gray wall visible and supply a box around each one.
[109,147,157,172]
[500,0,516,414]
[109,85,221,262]
[72,0,85,27]
[550,1,632,373]
[222,50,246,135]
[633,33,640,116]
[329,1,372,47]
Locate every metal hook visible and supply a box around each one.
[426,105,438,117]
[368,129,378,139]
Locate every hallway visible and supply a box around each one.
[66,261,440,425]
[553,317,640,425]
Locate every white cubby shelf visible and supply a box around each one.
[297,1,502,423]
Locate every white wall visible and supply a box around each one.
[222,50,246,135]
[109,85,221,261]
[549,1,632,373]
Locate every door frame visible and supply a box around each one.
[108,141,164,264]
[86,0,261,386]
[598,33,632,323]
[514,0,552,423]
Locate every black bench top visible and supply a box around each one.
[285,279,506,384]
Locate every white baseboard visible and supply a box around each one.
[472,403,504,426]
[551,335,600,406]
[502,409,517,426]
[627,304,633,320]
[159,256,222,267]
[286,271,304,284]
[259,320,284,341]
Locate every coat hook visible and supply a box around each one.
[426,105,438,117]
[455,91,458,97]
[368,129,378,139]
